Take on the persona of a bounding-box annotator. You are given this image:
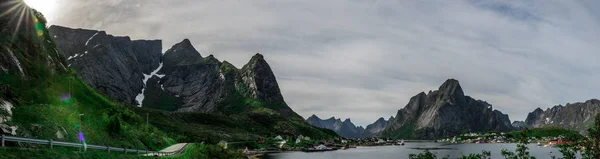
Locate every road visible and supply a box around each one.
[142,143,189,156]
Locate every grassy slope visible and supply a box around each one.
[135,106,338,144]
[0,147,153,159]
[0,8,176,155]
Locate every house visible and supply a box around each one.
[279,140,287,148]
[296,135,304,143]
[275,135,283,140]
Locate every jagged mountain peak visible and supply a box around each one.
[343,118,352,123]
[437,78,465,101]
[239,52,285,104]
[166,39,202,58]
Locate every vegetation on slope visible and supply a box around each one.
[0,5,175,151]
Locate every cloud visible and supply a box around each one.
[49,0,600,126]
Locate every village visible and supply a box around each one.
[436,132,573,147]
[217,134,409,158]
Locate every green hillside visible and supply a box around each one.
[0,5,175,152]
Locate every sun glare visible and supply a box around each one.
[23,0,56,21]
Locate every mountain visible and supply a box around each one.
[362,116,394,137]
[524,99,600,134]
[380,79,513,139]
[306,115,366,138]
[48,26,335,140]
[306,115,393,138]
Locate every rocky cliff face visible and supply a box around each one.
[524,99,600,133]
[50,26,300,118]
[48,26,162,105]
[380,79,513,139]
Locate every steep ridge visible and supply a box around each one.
[524,99,600,134]
[380,79,513,139]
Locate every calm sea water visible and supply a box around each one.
[263,143,580,159]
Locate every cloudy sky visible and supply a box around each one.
[37,0,600,126]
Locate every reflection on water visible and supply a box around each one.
[262,142,578,159]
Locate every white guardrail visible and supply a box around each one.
[0,134,181,156]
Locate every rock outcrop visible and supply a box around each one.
[49,26,162,105]
[380,79,513,139]
[524,99,600,134]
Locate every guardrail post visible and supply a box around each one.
[49,139,53,149]
[137,148,139,155]
[1,134,4,147]
[107,146,110,154]
[124,148,127,154]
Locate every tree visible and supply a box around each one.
[581,113,600,158]
[501,128,536,159]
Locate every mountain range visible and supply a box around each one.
[41,25,338,141]
[305,115,394,138]
[522,99,600,134]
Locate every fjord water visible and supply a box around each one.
[264,143,575,159]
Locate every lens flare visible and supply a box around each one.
[61,93,73,104]
[78,131,85,142]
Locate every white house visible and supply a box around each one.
[275,135,283,140]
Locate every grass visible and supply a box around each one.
[0,147,153,159]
